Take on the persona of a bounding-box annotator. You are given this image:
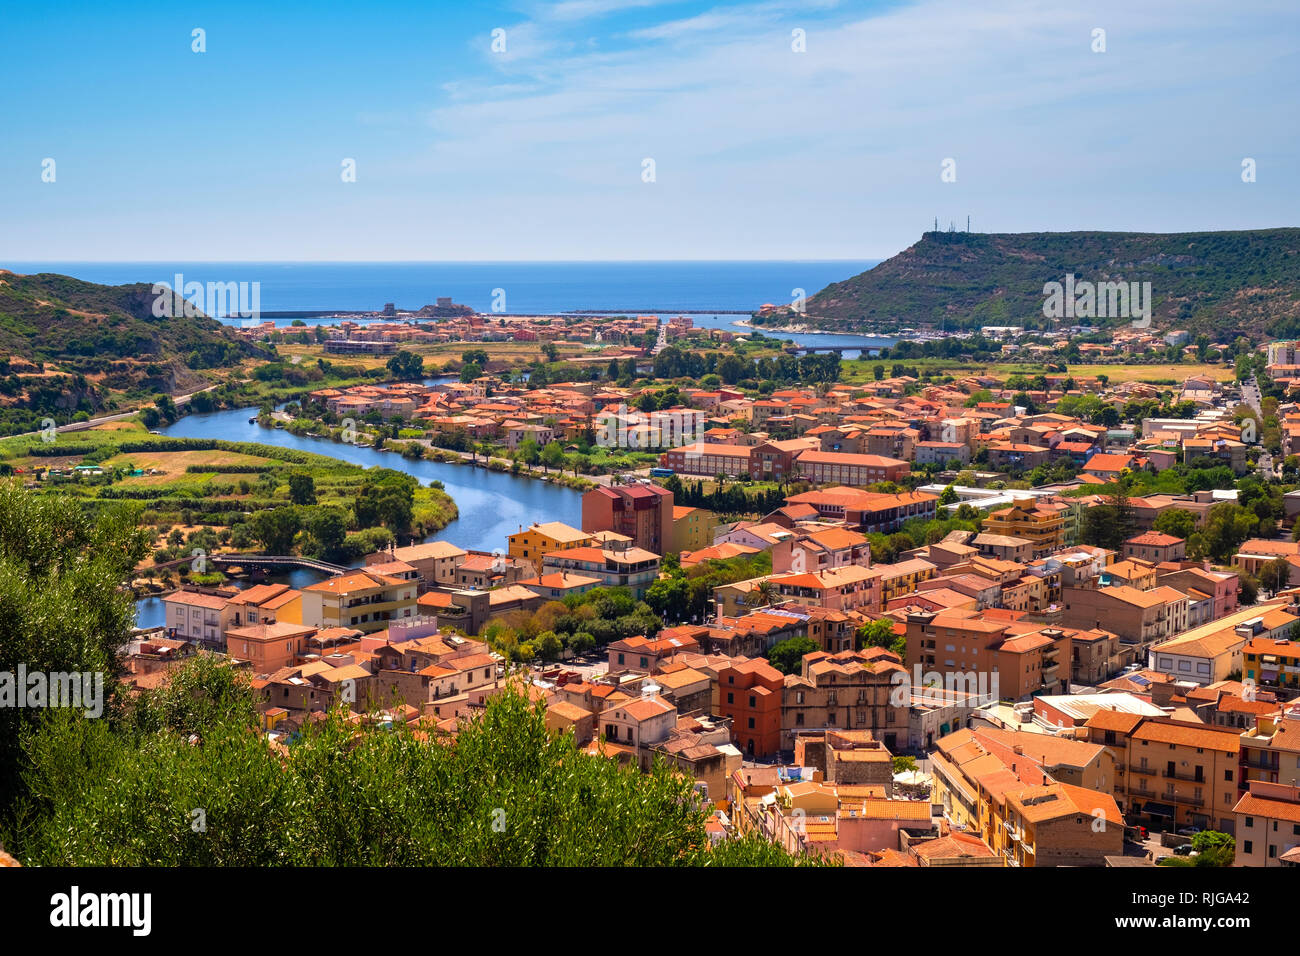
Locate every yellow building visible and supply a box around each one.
[670,505,719,555]
[508,521,592,573]
[1243,636,1300,693]
[981,500,1065,558]
[301,569,417,634]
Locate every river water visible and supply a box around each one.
[134,406,583,628]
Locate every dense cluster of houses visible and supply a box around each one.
[123,343,1300,866]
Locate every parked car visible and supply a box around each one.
[1174,845,1198,856]
[1177,826,1201,836]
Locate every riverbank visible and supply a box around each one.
[155,406,584,552]
[264,414,602,491]
[0,421,460,590]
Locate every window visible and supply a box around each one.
[1225,769,1233,782]
[727,693,734,705]
[749,695,756,708]
[1244,840,1253,854]
[747,717,755,729]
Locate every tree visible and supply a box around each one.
[287,470,317,506]
[1080,504,1126,551]
[748,579,776,608]
[0,484,150,829]
[644,575,689,620]
[1160,830,1235,867]
[1152,508,1196,541]
[354,471,417,540]
[1259,557,1291,594]
[516,439,541,471]
[249,506,301,554]
[939,484,959,506]
[540,441,566,474]
[767,636,819,675]
[459,361,483,383]
[461,349,489,368]
[892,756,918,774]
[303,507,348,561]
[386,350,425,380]
[541,342,560,362]
[1238,572,1259,607]
[17,678,813,866]
[857,618,905,658]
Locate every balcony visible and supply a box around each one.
[1241,756,1281,772]
[1129,765,1158,776]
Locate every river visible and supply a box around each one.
[134,405,583,628]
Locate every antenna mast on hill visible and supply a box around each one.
[934,217,939,232]
[967,215,971,232]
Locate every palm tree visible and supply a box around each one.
[748,579,776,609]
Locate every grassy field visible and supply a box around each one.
[0,420,459,580]
[272,339,605,372]
[101,447,276,486]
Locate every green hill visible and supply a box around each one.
[785,228,1300,338]
[0,269,261,433]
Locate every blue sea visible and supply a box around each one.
[4,260,891,351]
[4,260,875,315]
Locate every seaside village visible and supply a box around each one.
[133,336,1300,868]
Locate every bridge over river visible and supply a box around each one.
[211,554,349,576]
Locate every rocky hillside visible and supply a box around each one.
[0,269,261,433]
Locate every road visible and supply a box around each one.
[1240,376,1276,478]
[7,385,221,441]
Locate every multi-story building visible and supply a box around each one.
[541,539,661,598]
[658,442,753,478]
[670,505,719,554]
[930,728,1123,867]
[224,621,318,674]
[224,583,303,630]
[1083,714,1242,833]
[1233,782,1300,867]
[1151,600,1297,687]
[780,648,910,753]
[716,657,784,758]
[1238,703,1300,793]
[300,569,418,634]
[770,526,870,574]
[1243,635,1300,694]
[1060,584,1189,650]
[904,608,1072,700]
[980,500,1065,557]
[581,483,673,555]
[364,540,467,590]
[784,487,937,534]
[508,521,592,574]
[769,564,880,614]
[1123,532,1186,564]
[162,589,229,646]
[794,450,910,485]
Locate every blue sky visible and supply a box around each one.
[1,0,1296,260]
